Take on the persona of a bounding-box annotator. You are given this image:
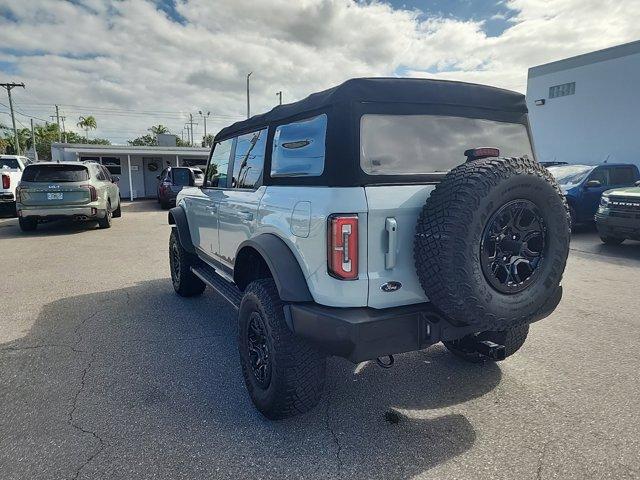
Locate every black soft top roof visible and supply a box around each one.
[215,77,527,142]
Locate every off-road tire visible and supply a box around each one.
[444,325,530,363]
[160,200,170,210]
[414,156,570,330]
[568,204,577,229]
[169,229,205,297]
[238,278,326,420]
[19,217,37,232]
[600,236,624,245]
[112,197,122,218]
[98,201,112,229]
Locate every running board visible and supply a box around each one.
[191,265,242,309]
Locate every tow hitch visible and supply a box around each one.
[474,340,506,360]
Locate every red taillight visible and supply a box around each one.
[1,174,9,190]
[328,214,358,280]
[15,185,23,203]
[82,185,97,201]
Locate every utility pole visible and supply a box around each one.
[199,110,210,146]
[246,72,252,119]
[0,82,25,155]
[60,116,67,142]
[30,118,38,162]
[187,114,197,147]
[55,105,61,142]
[276,91,282,105]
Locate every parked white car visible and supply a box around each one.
[0,155,30,215]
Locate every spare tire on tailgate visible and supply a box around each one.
[414,156,570,330]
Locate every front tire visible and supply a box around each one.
[444,325,530,363]
[169,229,205,297]
[238,279,326,420]
[19,217,37,232]
[112,197,122,218]
[600,236,624,245]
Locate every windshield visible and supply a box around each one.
[548,165,593,186]
[360,114,534,175]
[0,158,20,169]
[22,164,89,182]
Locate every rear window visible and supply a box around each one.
[172,168,192,186]
[360,115,534,175]
[22,164,89,182]
[0,158,20,169]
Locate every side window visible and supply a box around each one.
[206,138,234,188]
[232,128,267,189]
[100,166,112,181]
[94,166,106,181]
[610,167,637,185]
[271,114,327,177]
[589,168,610,186]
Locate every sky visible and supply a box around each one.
[0,0,638,145]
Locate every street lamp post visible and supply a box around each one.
[246,72,252,119]
[276,91,282,105]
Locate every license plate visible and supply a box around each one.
[47,192,63,200]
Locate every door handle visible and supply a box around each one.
[385,217,397,270]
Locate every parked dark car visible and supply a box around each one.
[547,163,640,225]
[157,167,203,209]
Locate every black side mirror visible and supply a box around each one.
[585,180,601,188]
[635,180,640,187]
[111,176,120,183]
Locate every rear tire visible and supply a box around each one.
[600,236,624,245]
[169,229,205,297]
[19,217,37,232]
[112,198,122,218]
[98,201,112,229]
[444,325,530,363]
[238,278,326,420]
[160,200,170,210]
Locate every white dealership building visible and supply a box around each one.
[526,40,640,167]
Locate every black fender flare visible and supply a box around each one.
[235,234,313,302]
[168,206,195,254]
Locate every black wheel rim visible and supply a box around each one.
[480,199,547,294]
[246,311,272,389]
[170,241,181,282]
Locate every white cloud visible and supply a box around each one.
[0,0,638,143]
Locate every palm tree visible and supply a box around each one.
[148,125,170,135]
[77,115,97,139]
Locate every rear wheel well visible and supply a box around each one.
[234,246,273,292]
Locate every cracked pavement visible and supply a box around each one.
[1,203,640,479]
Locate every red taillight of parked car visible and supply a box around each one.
[1,174,9,190]
[327,214,358,280]
[81,185,97,201]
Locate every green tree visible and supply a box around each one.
[76,115,97,138]
[128,133,157,146]
[202,134,214,148]
[149,124,170,135]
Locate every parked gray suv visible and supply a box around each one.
[168,78,570,419]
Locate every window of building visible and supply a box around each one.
[271,114,327,177]
[549,82,575,99]
[101,157,121,175]
[205,138,233,188]
[232,128,267,189]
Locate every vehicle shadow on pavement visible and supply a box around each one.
[0,218,100,237]
[0,279,501,480]
[570,224,640,263]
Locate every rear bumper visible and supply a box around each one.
[17,204,106,220]
[595,212,640,239]
[0,192,15,202]
[285,286,562,363]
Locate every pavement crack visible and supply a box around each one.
[0,343,85,354]
[324,378,343,474]
[536,437,550,480]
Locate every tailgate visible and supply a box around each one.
[19,182,91,206]
[365,185,435,308]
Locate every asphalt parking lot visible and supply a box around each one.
[1,201,639,480]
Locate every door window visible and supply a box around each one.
[610,167,637,185]
[232,129,268,189]
[588,168,611,186]
[205,139,233,188]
